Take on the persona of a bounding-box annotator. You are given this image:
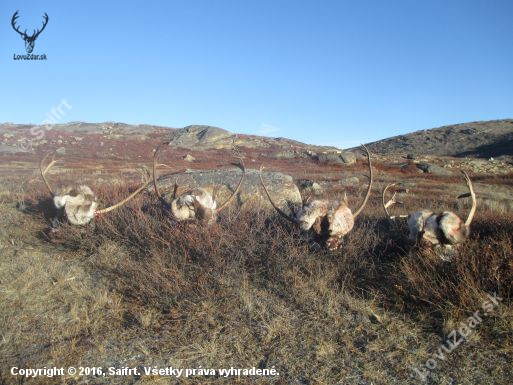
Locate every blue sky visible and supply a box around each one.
[1,0,512,148]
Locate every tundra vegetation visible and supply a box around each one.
[0,142,511,385]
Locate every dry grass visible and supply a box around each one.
[0,165,512,384]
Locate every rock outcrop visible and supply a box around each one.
[156,168,302,210]
[416,162,453,176]
[315,151,357,165]
[169,125,234,150]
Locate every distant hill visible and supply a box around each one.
[2,120,513,160]
[365,119,513,158]
[0,122,342,159]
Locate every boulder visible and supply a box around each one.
[416,163,452,176]
[316,153,344,165]
[273,151,297,159]
[156,168,302,210]
[339,151,356,164]
[338,176,360,187]
[316,151,357,165]
[297,179,323,196]
[0,143,19,154]
[169,125,233,150]
[273,150,311,159]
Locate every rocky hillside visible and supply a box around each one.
[0,122,358,165]
[365,119,513,159]
[2,120,513,164]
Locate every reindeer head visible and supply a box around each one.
[260,145,373,250]
[12,11,49,54]
[40,153,150,226]
[152,144,245,223]
[382,171,477,247]
[169,188,217,222]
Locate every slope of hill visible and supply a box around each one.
[2,120,513,163]
[365,119,513,158]
[0,122,341,157]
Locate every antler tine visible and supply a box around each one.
[135,166,151,184]
[215,157,246,214]
[40,152,57,196]
[231,135,243,159]
[461,170,477,227]
[152,147,161,198]
[259,165,298,224]
[172,182,178,200]
[11,11,24,36]
[352,144,373,219]
[152,143,186,204]
[152,144,170,206]
[382,183,397,219]
[95,175,152,215]
[33,13,49,38]
[382,182,408,220]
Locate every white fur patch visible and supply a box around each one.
[171,188,216,221]
[329,205,354,237]
[438,211,466,244]
[53,185,98,225]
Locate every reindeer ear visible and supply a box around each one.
[343,192,348,206]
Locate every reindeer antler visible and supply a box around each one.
[39,152,58,197]
[459,171,477,227]
[95,173,151,215]
[152,143,187,206]
[152,143,170,207]
[259,166,299,224]
[382,182,408,220]
[352,144,373,219]
[215,157,246,214]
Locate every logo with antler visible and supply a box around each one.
[11,10,49,54]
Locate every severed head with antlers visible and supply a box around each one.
[260,145,373,250]
[152,144,246,223]
[382,171,477,257]
[12,11,49,54]
[40,153,151,226]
